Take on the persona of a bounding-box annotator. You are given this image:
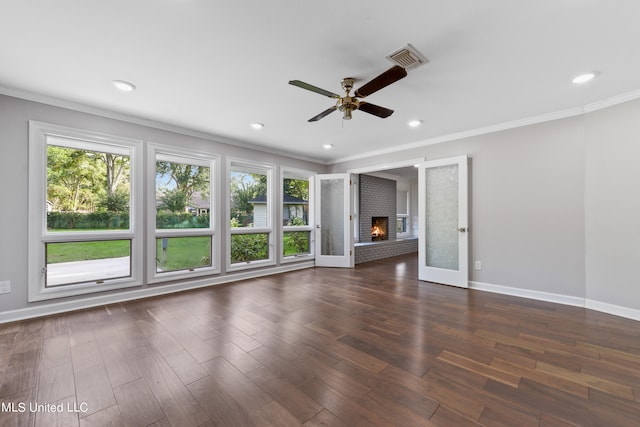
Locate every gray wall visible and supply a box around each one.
[584,100,640,309]
[0,94,327,313]
[331,97,640,314]
[333,115,588,299]
[2,92,640,317]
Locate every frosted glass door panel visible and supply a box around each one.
[418,155,468,288]
[315,173,353,268]
[425,164,459,270]
[320,179,345,256]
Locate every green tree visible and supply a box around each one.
[98,190,129,212]
[47,146,104,211]
[283,178,309,201]
[158,189,189,213]
[97,153,129,198]
[156,161,210,201]
[230,172,267,220]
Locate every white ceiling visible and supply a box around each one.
[2,1,640,164]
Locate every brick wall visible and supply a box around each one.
[355,238,418,264]
[359,174,397,242]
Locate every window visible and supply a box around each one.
[228,160,274,269]
[28,121,142,301]
[149,144,218,282]
[397,189,410,237]
[281,169,313,261]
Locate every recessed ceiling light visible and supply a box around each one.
[408,120,422,128]
[322,144,333,150]
[572,72,597,84]
[112,80,136,92]
[250,122,264,130]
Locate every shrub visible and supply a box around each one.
[47,211,129,230]
[156,212,209,229]
[230,233,268,263]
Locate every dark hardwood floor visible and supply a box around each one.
[1,254,639,426]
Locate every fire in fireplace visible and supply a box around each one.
[371,217,388,241]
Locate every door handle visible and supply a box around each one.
[316,225,321,229]
[458,227,467,233]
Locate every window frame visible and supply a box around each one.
[147,143,220,283]
[28,121,143,301]
[227,158,275,271]
[397,189,411,238]
[280,167,314,263]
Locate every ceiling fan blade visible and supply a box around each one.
[308,106,338,122]
[354,65,408,98]
[358,102,394,118]
[289,80,340,98]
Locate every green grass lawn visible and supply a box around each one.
[156,237,211,272]
[46,240,130,264]
[46,237,212,273]
[47,233,308,270]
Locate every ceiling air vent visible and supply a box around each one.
[385,43,429,71]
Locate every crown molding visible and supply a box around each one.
[583,88,640,113]
[4,84,640,167]
[331,107,585,164]
[331,89,640,165]
[0,85,323,165]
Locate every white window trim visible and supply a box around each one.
[397,189,411,238]
[396,214,410,237]
[147,143,220,283]
[227,158,275,272]
[280,167,315,264]
[28,121,143,301]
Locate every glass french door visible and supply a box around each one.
[418,155,469,287]
[314,173,354,268]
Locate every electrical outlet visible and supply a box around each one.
[0,281,10,294]
[474,261,482,271]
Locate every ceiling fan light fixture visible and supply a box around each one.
[572,72,598,84]
[112,80,136,92]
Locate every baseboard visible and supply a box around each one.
[0,261,314,324]
[585,299,640,322]
[470,280,640,321]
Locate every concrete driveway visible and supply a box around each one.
[47,256,131,286]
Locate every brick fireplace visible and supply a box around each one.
[355,174,417,264]
[358,174,396,242]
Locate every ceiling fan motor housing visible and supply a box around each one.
[337,96,359,119]
[338,78,358,119]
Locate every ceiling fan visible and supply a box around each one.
[289,65,408,122]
